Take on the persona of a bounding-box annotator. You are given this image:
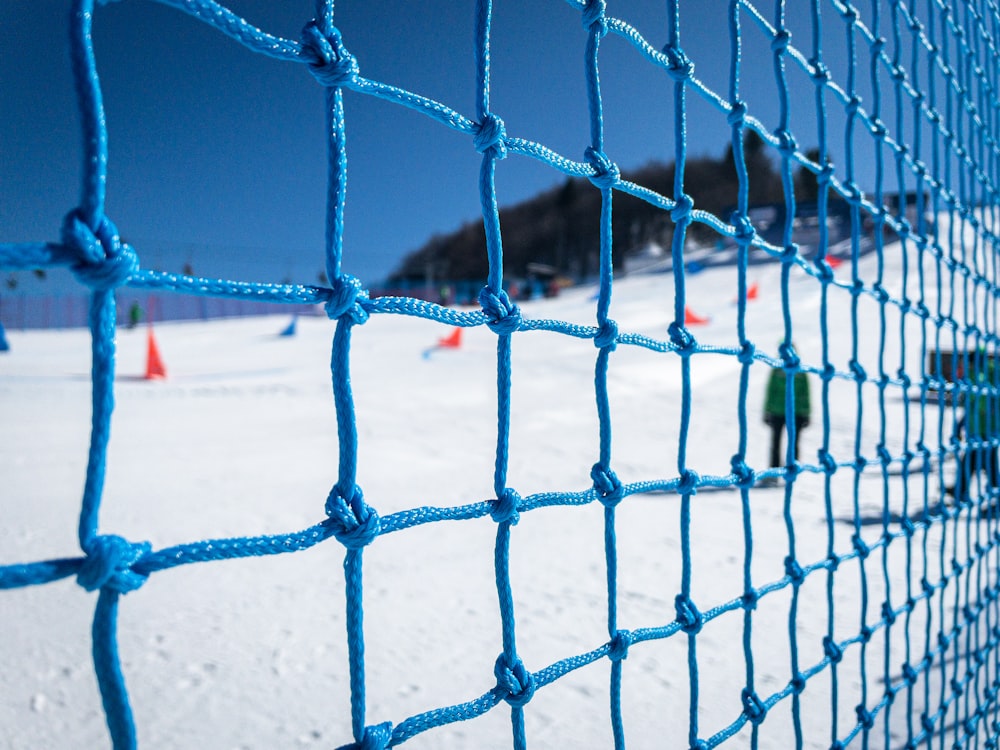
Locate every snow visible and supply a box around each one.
[0,230,985,748]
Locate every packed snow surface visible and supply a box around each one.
[1,237,976,748]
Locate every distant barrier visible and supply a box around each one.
[0,291,318,331]
[3,0,1000,749]
[0,281,549,330]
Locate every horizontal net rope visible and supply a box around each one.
[3,0,1000,748]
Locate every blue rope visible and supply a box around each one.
[578,3,630,746]
[7,0,1000,747]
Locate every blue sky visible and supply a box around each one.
[2,0,892,291]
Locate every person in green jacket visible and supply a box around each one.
[951,351,999,504]
[127,300,143,330]
[763,351,811,471]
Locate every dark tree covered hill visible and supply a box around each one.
[388,133,793,285]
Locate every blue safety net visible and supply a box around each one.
[3,0,1000,748]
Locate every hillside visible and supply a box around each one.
[387,133,826,286]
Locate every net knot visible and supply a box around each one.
[301,21,359,88]
[986,685,999,706]
[740,688,767,725]
[584,147,620,189]
[741,587,759,610]
[871,118,887,140]
[493,654,535,707]
[478,286,521,334]
[852,533,871,560]
[594,319,618,350]
[842,4,859,23]
[490,487,521,525]
[901,662,918,686]
[818,449,838,475]
[580,0,608,35]
[677,469,699,495]
[590,462,624,507]
[950,677,964,697]
[670,194,694,224]
[846,95,862,116]
[325,275,370,324]
[885,687,902,710]
[964,603,977,625]
[668,321,696,354]
[726,100,747,126]
[784,555,805,585]
[775,128,797,156]
[770,29,791,53]
[855,705,875,730]
[899,515,915,537]
[780,242,799,264]
[335,722,393,750]
[473,113,508,159]
[881,600,897,625]
[730,456,755,489]
[730,212,755,243]
[61,211,138,291]
[77,534,151,594]
[325,485,380,549]
[608,629,630,661]
[920,712,935,734]
[811,60,830,83]
[872,281,890,305]
[791,673,806,695]
[778,342,800,370]
[849,359,866,382]
[876,444,892,467]
[823,635,844,663]
[361,722,393,750]
[674,594,703,634]
[663,45,694,81]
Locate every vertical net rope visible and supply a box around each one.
[3,0,1000,748]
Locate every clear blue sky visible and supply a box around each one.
[2,0,884,291]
